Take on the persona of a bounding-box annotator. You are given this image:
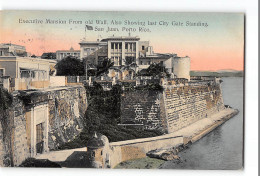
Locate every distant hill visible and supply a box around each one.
[190,70,243,77]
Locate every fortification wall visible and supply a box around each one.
[0,94,30,167]
[0,85,87,166]
[120,90,167,132]
[164,82,224,133]
[47,86,87,149]
[108,135,183,168]
[120,81,224,133]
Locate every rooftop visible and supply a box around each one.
[101,36,140,41]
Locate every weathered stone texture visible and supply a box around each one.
[0,95,30,167]
[120,90,167,132]
[164,83,224,133]
[120,82,224,133]
[47,86,87,150]
[0,85,87,166]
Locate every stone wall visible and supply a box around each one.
[47,86,87,149]
[120,81,224,133]
[0,93,30,167]
[120,90,167,132]
[108,135,183,168]
[0,85,87,166]
[164,82,224,133]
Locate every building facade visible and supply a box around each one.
[0,56,56,90]
[79,36,190,80]
[56,47,80,61]
[0,43,30,57]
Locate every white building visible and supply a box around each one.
[56,47,80,61]
[79,36,190,80]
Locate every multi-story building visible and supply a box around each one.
[0,43,31,57]
[79,36,190,80]
[56,47,80,61]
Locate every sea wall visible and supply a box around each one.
[0,85,87,166]
[120,80,225,133]
[108,135,184,168]
[164,82,224,133]
[120,90,167,132]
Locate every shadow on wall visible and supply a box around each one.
[56,151,90,168]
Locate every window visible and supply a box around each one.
[115,57,118,65]
[119,43,122,49]
[140,61,143,65]
[101,151,103,155]
[115,43,118,49]
[125,43,128,49]
[0,69,4,77]
[111,43,114,49]
[36,123,44,154]
[142,46,145,50]
[148,61,151,65]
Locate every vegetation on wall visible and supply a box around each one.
[57,82,163,150]
[0,87,14,166]
[137,63,170,78]
[0,87,13,141]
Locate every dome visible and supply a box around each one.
[87,133,109,148]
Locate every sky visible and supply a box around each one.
[0,11,244,71]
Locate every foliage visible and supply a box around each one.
[0,87,13,111]
[41,52,56,60]
[124,83,164,92]
[96,59,114,76]
[138,63,170,77]
[19,158,61,168]
[57,83,163,150]
[49,64,56,76]
[56,56,85,76]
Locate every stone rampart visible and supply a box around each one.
[120,81,225,133]
[0,85,87,166]
[120,90,167,132]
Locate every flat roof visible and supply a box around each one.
[0,56,57,64]
[101,36,140,41]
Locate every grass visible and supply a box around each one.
[114,157,165,169]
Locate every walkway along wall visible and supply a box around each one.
[0,85,87,166]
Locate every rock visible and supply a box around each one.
[147,148,180,161]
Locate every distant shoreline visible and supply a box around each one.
[190,70,243,77]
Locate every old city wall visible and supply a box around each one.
[0,85,87,166]
[120,81,224,133]
[0,94,30,167]
[108,135,184,168]
[120,90,168,132]
[164,82,224,133]
[47,86,87,149]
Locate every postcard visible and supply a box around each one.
[0,11,244,169]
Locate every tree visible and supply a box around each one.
[96,59,114,76]
[55,56,85,76]
[41,52,56,60]
[140,63,170,77]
